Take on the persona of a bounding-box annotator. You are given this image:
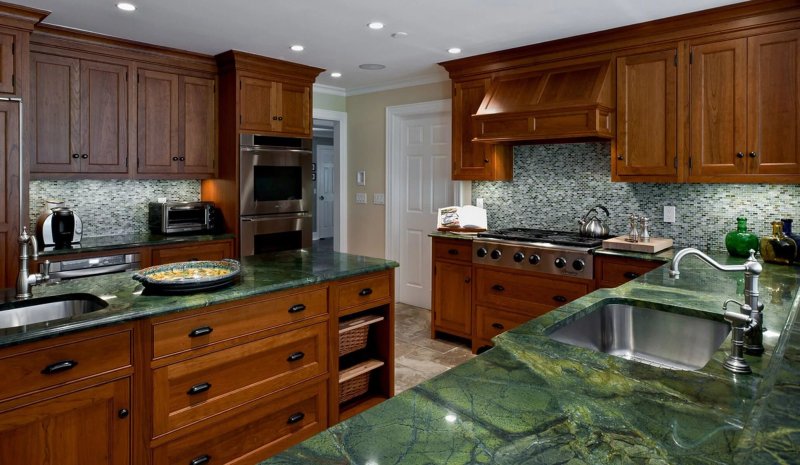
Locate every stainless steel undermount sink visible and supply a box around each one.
[0,293,108,330]
[548,302,730,371]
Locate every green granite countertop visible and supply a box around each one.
[38,232,235,257]
[0,248,398,348]
[265,252,800,465]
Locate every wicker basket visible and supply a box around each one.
[339,371,371,403]
[338,314,384,356]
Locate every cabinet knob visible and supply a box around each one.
[71,153,80,159]
[464,277,471,284]
[188,326,213,338]
[117,409,129,419]
[189,455,211,465]
[736,152,744,158]
[41,360,78,375]
[483,158,489,163]
[81,154,88,159]
[749,151,757,158]
[172,156,179,161]
[187,382,212,395]
[288,303,306,313]
[179,156,185,161]
[272,116,278,120]
[278,116,284,121]
[623,271,640,279]
[553,295,567,303]
[287,412,305,424]
[448,249,459,255]
[617,154,624,160]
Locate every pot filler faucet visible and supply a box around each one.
[16,227,50,299]
[669,248,763,374]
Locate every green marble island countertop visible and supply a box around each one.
[265,252,800,465]
[37,232,236,257]
[0,248,398,348]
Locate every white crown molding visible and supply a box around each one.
[346,73,449,97]
[312,83,346,97]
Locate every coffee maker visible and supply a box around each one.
[36,200,83,249]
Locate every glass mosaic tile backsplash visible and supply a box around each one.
[472,143,800,251]
[29,180,200,237]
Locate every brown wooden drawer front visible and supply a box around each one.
[151,240,233,266]
[152,288,328,358]
[0,331,131,401]
[335,273,391,311]
[476,305,535,341]
[596,256,663,288]
[152,380,326,465]
[475,268,590,315]
[152,322,327,435]
[432,238,473,263]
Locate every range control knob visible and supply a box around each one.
[554,257,567,269]
[490,249,502,260]
[572,259,585,271]
[513,252,525,263]
[529,254,541,265]
[477,247,488,258]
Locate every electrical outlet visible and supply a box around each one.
[664,205,676,223]
[476,198,484,209]
[373,193,385,205]
[355,193,367,204]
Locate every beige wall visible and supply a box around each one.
[344,81,451,259]
[313,91,346,112]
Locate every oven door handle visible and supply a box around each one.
[167,206,199,210]
[242,214,311,222]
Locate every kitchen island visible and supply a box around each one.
[264,252,800,464]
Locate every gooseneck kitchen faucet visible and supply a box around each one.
[16,227,50,299]
[669,248,764,357]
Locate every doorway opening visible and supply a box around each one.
[312,109,348,252]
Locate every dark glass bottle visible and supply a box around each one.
[760,221,797,265]
[725,217,759,258]
[781,219,800,263]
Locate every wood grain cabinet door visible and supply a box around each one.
[615,48,679,181]
[0,100,19,288]
[452,78,496,180]
[239,76,275,133]
[30,53,80,174]
[688,38,748,181]
[432,261,472,337]
[137,69,180,174]
[747,29,800,178]
[0,32,15,94]
[180,75,216,175]
[80,60,129,174]
[275,82,310,136]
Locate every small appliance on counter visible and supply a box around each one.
[35,200,83,249]
[148,201,220,235]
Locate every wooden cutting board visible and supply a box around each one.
[602,236,673,253]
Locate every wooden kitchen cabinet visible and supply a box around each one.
[595,255,663,288]
[149,238,233,265]
[0,31,16,94]
[431,238,472,338]
[137,69,216,177]
[239,75,311,136]
[0,100,20,289]
[30,53,129,176]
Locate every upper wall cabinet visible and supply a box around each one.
[30,53,129,176]
[0,31,16,94]
[239,76,310,136]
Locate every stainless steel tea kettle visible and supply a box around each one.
[578,205,610,238]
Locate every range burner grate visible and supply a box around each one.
[477,228,604,248]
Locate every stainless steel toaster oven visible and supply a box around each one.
[148,201,218,235]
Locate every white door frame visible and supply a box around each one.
[312,108,348,253]
[385,99,468,262]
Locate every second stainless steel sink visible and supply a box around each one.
[0,293,108,330]
[548,302,730,371]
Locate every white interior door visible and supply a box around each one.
[395,111,452,308]
[316,145,335,239]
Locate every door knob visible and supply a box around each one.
[320,196,324,200]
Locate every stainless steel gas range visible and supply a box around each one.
[472,228,604,280]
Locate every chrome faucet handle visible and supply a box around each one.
[723,304,757,375]
[40,260,51,283]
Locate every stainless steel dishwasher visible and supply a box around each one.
[41,253,141,282]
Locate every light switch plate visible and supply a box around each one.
[664,205,676,223]
[373,193,385,205]
[355,193,367,204]
[356,170,366,186]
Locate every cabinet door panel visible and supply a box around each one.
[239,76,275,132]
[276,82,310,136]
[0,379,130,465]
[748,29,800,176]
[30,53,80,174]
[433,261,472,337]
[0,32,15,94]
[615,48,678,180]
[138,69,179,174]
[689,39,747,179]
[0,100,19,288]
[453,79,496,180]
[81,60,128,174]
[181,76,216,175]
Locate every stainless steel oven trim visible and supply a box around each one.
[240,213,312,257]
[239,137,313,216]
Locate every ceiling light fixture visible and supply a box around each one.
[448,47,462,54]
[359,63,386,70]
[330,72,342,78]
[367,22,384,30]
[116,2,136,11]
[290,44,304,52]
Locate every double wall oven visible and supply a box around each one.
[239,134,313,257]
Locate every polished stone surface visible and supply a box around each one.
[37,232,235,257]
[0,248,398,348]
[264,252,800,465]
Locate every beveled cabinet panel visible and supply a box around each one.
[276,81,310,136]
[80,60,128,174]
[181,75,216,175]
[137,69,180,174]
[239,76,275,133]
[0,32,15,94]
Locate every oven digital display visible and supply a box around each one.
[253,166,303,201]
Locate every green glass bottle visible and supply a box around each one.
[760,221,798,265]
[725,217,759,258]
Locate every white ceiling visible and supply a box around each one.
[18,0,742,94]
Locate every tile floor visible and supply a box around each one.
[394,302,476,393]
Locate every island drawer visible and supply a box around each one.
[475,268,589,314]
[152,321,327,436]
[0,329,131,402]
[150,239,234,266]
[433,238,472,263]
[152,379,326,465]
[596,255,663,288]
[475,305,533,341]
[334,272,392,312]
[152,288,328,358]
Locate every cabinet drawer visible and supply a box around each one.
[152,322,327,435]
[433,239,472,263]
[335,273,391,311]
[152,288,327,358]
[152,380,326,465]
[475,306,533,341]
[0,330,131,401]
[151,240,232,266]
[596,256,662,288]
[475,268,590,314]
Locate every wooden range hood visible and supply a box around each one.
[472,59,614,143]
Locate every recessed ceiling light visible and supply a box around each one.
[448,47,462,54]
[359,63,386,70]
[367,22,384,30]
[116,2,136,11]
[330,72,342,78]
[391,32,408,39]
[290,44,304,52]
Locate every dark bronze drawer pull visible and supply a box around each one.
[287,412,305,424]
[187,382,212,395]
[448,249,459,255]
[491,284,505,292]
[189,455,211,465]
[287,351,305,362]
[359,288,373,296]
[118,409,129,419]
[553,295,567,303]
[623,271,640,279]
[188,326,213,338]
[288,303,306,313]
[491,322,505,330]
[41,360,78,375]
